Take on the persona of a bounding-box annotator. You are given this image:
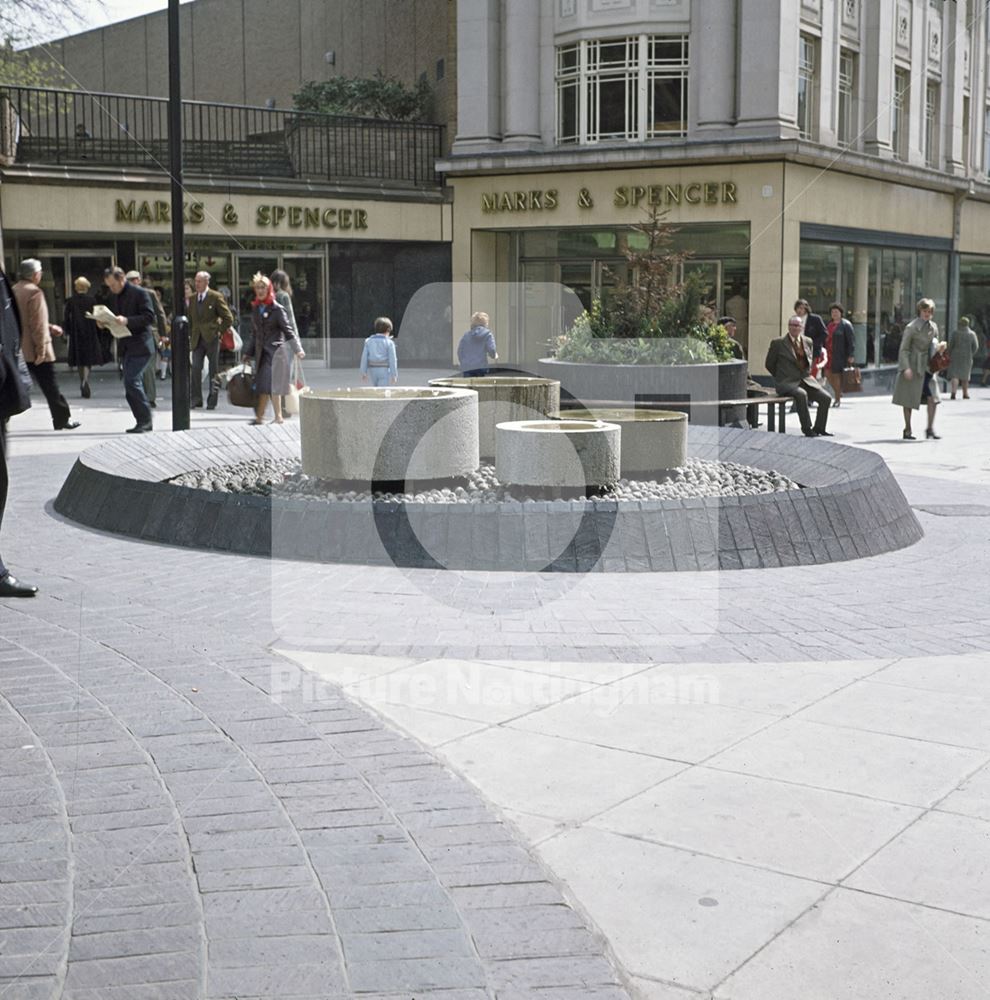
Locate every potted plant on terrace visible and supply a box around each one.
[538,210,747,415]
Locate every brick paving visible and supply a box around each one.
[1,375,988,996]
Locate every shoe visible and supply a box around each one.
[206,392,219,410]
[81,381,91,399]
[749,422,763,429]
[125,424,153,434]
[926,428,941,439]
[963,394,970,399]
[0,574,38,598]
[192,402,203,409]
[149,400,157,408]
[833,401,840,408]
[950,394,956,400]
[803,429,816,437]
[249,418,264,425]
[903,430,916,440]
[54,420,80,430]
[814,430,834,437]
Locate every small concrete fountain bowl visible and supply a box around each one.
[560,408,687,475]
[496,418,620,491]
[429,376,560,458]
[300,386,479,483]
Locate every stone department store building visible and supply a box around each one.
[3,0,990,374]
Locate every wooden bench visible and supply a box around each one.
[560,396,790,432]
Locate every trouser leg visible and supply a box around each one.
[191,342,206,405]
[205,338,221,406]
[0,420,8,578]
[123,353,152,427]
[142,356,157,404]
[368,368,389,386]
[30,361,72,428]
[780,386,813,433]
[805,381,833,433]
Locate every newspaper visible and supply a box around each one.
[85,303,131,339]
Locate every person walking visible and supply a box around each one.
[360,317,398,386]
[270,269,298,339]
[11,259,80,431]
[63,275,111,398]
[103,266,156,433]
[765,316,833,437]
[892,297,945,440]
[457,311,499,376]
[245,273,304,424]
[947,316,980,400]
[125,271,164,409]
[189,270,234,409]
[0,267,38,597]
[825,303,856,407]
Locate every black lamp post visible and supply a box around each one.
[168,0,190,430]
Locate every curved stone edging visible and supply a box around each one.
[53,424,923,572]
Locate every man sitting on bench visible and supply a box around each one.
[765,316,833,438]
[721,315,772,429]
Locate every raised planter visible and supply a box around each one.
[300,386,479,483]
[428,376,560,458]
[538,357,747,424]
[562,408,687,475]
[496,419,620,490]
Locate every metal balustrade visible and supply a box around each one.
[0,85,444,187]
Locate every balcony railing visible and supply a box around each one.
[0,85,444,188]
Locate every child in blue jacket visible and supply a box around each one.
[360,317,397,386]
[457,311,498,376]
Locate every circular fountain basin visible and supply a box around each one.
[300,386,479,482]
[428,376,560,458]
[562,408,687,475]
[496,419,620,489]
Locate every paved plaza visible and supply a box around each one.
[1,369,988,999]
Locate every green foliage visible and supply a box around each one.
[293,71,433,122]
[0,37,68,87]
[554,208,735,365]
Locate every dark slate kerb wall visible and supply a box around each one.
[53,424,923,573]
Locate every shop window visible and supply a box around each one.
[925,80,940,167]
[555,34,688,145]
[798,35,819,140]
[892,69,909,161]
[837,49,857,148]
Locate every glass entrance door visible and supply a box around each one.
[281,255,325,360]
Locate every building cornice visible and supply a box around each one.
[437,139,990,202]
[0,164,452,206]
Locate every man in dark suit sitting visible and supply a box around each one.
[765,316,833,437]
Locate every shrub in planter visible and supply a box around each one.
[552,210,736,365]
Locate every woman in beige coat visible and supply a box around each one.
[891,298,946,440]
[947,316,980,399]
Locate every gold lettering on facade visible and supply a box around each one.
[304,207,320,228]
[481,189,559,213]
[257,205,272,226]
[339,209,353,229]
[323,208,337,228]
[118,200,369,229]
[288,206,303,227]
[355,209,369,229]
[611,181,738,208]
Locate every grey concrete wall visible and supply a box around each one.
[33,0,453,140]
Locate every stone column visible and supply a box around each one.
[692,0,737,137]
[862,0,894,157]
[736,0,800,138]
[942,0,965,174]
[816,0,837,148]
[502,0,541,147]
[453,0,501,152]
[907,0,928,167]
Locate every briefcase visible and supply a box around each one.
[841,366,863,393]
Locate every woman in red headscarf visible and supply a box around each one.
[244,273,304,424]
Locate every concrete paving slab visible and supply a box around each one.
[537,826,826,993]
[439,727,684,823]
[844,811,990,918]
[709,717,990,805]
[936,761,990,821]
[594,767,922,882]
[714,888,990,1000]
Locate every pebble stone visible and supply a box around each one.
[169,457,799,503]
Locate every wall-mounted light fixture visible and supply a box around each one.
[265,97,276,109]
[324,50,336,65]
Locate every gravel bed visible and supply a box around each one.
[168,457,799,501]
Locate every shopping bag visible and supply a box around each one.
[283,358,311,416]
[226,367,257,408]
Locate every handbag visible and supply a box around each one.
[219,327,242,352]
[283,357,311,416]
[928,350,951,374]
[841,366,862,392]
[0,345,32,419]
[226,367,257,408]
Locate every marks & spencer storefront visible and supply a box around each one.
[443,157,990,376]
[1,182,453,368]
